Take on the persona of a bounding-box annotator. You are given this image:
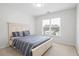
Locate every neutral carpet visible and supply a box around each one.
[0,43,78,56]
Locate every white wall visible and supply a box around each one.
[35,8,76,46]
[76,4,79,54]
[0,4,35,48]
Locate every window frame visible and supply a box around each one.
[42,17,61,36]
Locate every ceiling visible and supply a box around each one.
[0,3,77,16]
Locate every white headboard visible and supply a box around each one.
[8,23,29,41]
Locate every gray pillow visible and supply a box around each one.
[23,31,30,36]
[12,32,19,37]
[19,31,24,37]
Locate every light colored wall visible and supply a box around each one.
[76,4,79,54]
[0,4,35,48]
[35,8,76,46]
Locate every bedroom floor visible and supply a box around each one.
[0,42,78,56]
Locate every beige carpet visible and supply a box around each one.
[0,43,78,56]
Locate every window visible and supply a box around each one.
[42,19,50,35]
[42,18,61,36]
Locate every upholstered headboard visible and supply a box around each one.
[8,23,29,41]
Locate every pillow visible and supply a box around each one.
[18,31,24,37]
[23,31,30,36]
[12,32,19,37]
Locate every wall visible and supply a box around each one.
[76,4,79,54]
[0,4,35,48]
[35,8,76,46]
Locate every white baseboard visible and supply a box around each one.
[53,40,76,47]
[0,45,9,49]
[52,36,75,47]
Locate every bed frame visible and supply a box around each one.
[8,23,52,56]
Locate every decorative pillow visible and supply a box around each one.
[23,31,30,36]
[18,31,24,37]
[12,32,19,37]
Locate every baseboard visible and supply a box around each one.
[53,41,75,47]
[53,41,79,56]
[0,45,9,49]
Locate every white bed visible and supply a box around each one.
[8,23,53,56]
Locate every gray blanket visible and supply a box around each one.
[12,35,50,56]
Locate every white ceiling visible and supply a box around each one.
[0,3,77,16]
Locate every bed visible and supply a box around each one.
[8,23,53,56]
